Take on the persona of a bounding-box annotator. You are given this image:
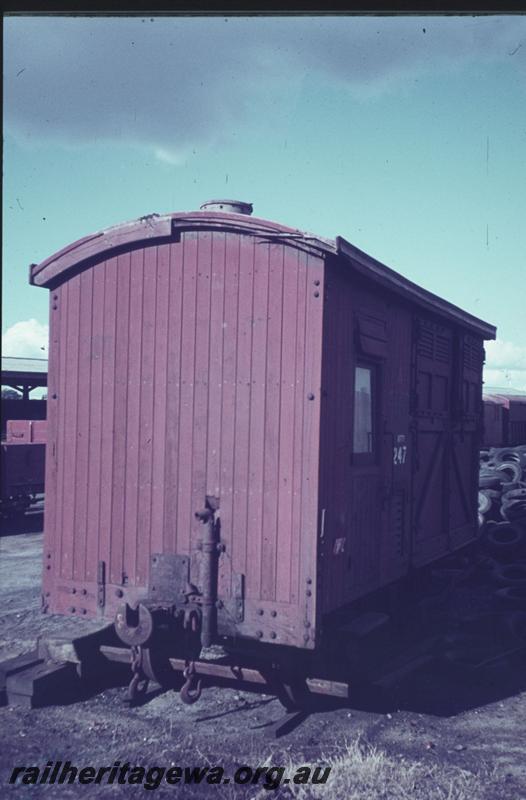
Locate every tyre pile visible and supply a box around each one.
[479,445,526,530]
[478,444,526,613]
[432,449,526,675]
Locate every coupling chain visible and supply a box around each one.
[128,644,149,704]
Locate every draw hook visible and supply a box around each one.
[180,662,202,705]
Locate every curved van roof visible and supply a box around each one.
[30,207,496,340]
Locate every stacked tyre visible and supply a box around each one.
[479,445,526,532]
[478,445,526,612]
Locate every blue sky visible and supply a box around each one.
[3,15,526,388]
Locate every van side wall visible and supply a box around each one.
[317,259,483,619]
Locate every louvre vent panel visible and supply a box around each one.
[417,328,434,359]
[417,322,451,364]
[435,335,451,363]
[463,337,483,372]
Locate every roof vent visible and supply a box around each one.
[199,199,253,215]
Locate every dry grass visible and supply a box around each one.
[248,739,496,800]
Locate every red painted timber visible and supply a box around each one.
[150,244,170,558]
[192,231,213,560]
[218,233,241,596]
[108,252,131,586]
[162,239,185,554]
[123,250,145,582]
[232,234,255,585]
[63,277,82,581]
[85,263,105,584]
[136,248,156,585]
[206,232,226,501]
[73,269,93,583]
[176,232,198,562]
[42,286,59,599]
[276,248,299,604]
[261,244,284,601]
[246,237,269,600]
[98,259,118,588]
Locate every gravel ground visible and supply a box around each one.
[1,517,525,799]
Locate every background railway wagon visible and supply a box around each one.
[30,201,495,651]
[483,390,526,448]
[1,358,47,516]
[1,357,47,440]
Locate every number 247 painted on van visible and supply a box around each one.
[393,445,408,465]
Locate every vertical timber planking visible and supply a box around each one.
[207,232,226,501]
[123,250,144,584]
[150,244,170,556]
[192,232,213,556]
[73,269,94,582]
[232,235,255,579]
[109,253,131,586]
[98,258,118,589]
[218,234,240,595]
[300,253,324,641]
[290,250,308,608]
[136,248,156,584]
[163,240,184,553]
[56,280,68,583]
[177,232,199,557]
[261,244,284,602]
[85,263,105,584]
[42,286,61,597]
[246,239,269,600]
[61,276,81,581]
[276,248,300,604]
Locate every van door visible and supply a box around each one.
[411,317,453,566]
[449,333,483,549]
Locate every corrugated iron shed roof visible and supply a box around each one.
[483,386,526,397]
[2,357,48,384]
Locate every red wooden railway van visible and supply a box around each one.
[483,394,526,447]
[30,202,496,652]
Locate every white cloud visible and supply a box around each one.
[485,339,526,370]
[2,319,49,358]
[484,339,526,391]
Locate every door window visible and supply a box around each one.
[353,365,374,455]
